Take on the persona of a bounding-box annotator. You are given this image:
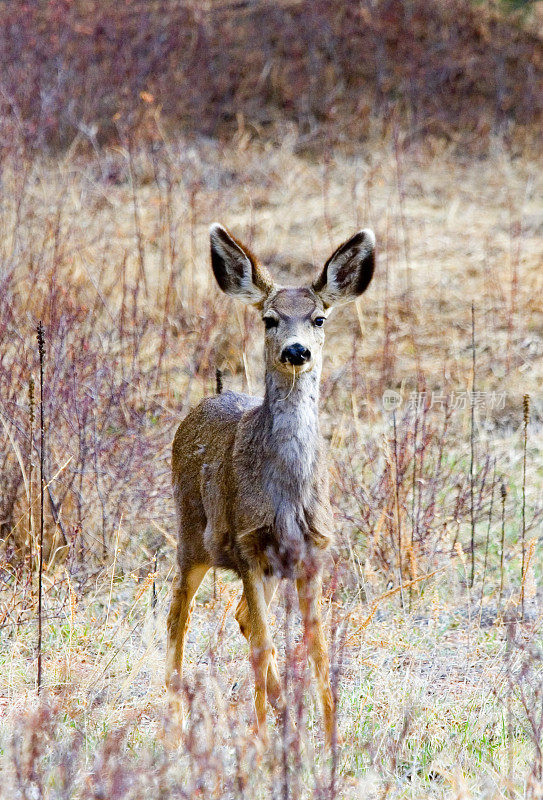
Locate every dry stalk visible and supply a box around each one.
[345,568,444,645]
[520,393,529,621]
[152,550,158,612]
[520,537,537,611]
[126,137,148,298]
[392,409,405,609]
[36,321,45,695]
[393,126,411,295]
[499,481,507,615]
[410,397,419,610]
[469,301,476,588]
[479,458,496,623]
[27,376,35,584]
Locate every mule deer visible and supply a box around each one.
[166,223,376,746]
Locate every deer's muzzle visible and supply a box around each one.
[280,343,311,366]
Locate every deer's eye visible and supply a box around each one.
[263,316,279,330]
[313,316,325,327]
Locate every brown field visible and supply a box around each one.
[0,5,542,795]
[1,130,541,799]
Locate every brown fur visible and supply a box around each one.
[165,223,375,747]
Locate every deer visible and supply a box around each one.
[165,223,376,747]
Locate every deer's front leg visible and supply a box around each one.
[296,572,336,748]
[240,568,277,743]
[235,577,283,711]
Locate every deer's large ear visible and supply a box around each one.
[209,223,273,307]
[312,229,375,309]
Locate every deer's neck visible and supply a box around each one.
[257,364,321,492]
[246,364,323,575]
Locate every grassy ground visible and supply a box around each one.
[1,131,542,798]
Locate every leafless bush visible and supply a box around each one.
[0,0,541,152]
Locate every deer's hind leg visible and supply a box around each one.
[235,577,282,711]
[165,563,208,693]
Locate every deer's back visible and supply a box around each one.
[172,390,260,483]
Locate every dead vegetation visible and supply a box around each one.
[0,129,541,798]
[1,0,542,150]
[0,2,542,797]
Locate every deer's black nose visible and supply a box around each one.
[280,343,311,366]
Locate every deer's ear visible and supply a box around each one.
[312,229,375,309]
[209,224,273,307]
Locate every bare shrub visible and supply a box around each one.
[0,0,541,151]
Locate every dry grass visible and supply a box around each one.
[0,129,542,798]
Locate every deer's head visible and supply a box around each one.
[209,224,375,377]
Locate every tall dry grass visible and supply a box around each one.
[0,121,541,797]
